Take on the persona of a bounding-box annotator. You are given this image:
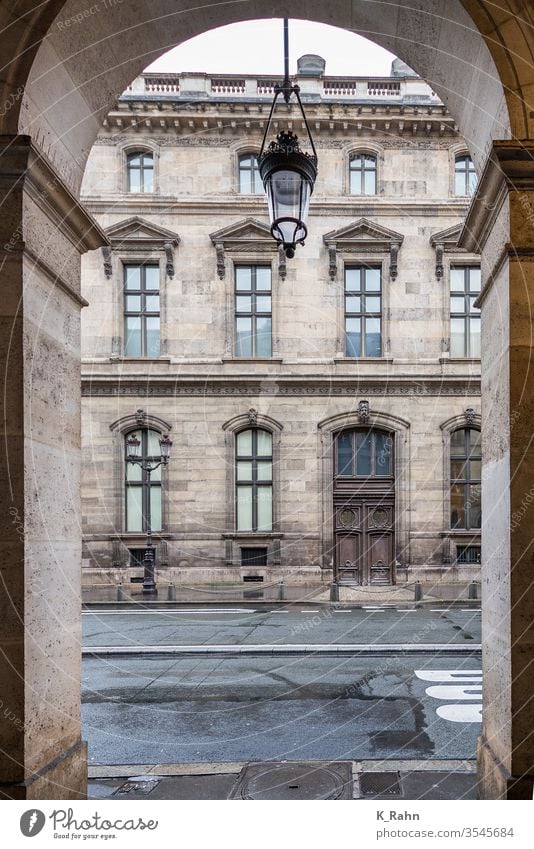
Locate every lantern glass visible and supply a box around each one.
[266,169,311,247]
[126,433,141,460]
[159,434,172,462]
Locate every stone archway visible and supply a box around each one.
[0,0,532,799]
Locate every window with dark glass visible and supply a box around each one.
[349,153,377,195]
[345,266,381,357]
[336,429,393,477]
[235,265,272,357]
[450,428,481,530]
[450,266,481,357]
[127,151,154,193]
[236,429,273,532]
[124,264,160,357]
[454,155,477,196]
[238,154,263,194]
[125,429,162,533]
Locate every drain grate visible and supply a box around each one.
[231,762,352,800]
[360,772,403,797]
[115,777,161,796]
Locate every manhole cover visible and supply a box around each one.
[360,772,402,797]
[114,777,161,796]
[231,762,352,800]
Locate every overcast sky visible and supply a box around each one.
[146,19,396,77]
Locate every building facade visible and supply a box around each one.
[80,57,482,590]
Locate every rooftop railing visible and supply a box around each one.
[123,72,439,102]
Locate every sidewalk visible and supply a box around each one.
[82,582,480,607]
[88,759,478,801]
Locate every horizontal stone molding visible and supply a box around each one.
[82,378,481,397]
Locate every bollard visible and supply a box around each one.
[167,583,176,601]
[414,581,423,602]
[468,581,478,600]
[277,581,285,601]
[330,582,339,603]
[116,583,125,602]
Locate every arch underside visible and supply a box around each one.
[2,1,532,194]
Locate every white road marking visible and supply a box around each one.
[269,610,289,613]
[426,684,482,701]
[415,669,483,725]
[82,608,257,615]
[415,670,482,682]
[437,704,483,723]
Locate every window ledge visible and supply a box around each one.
[110,533,174,540]
[109,356,172,363]
[222,532,284,539]
[222,357,283,363]
[334,357,394,364]
[440,357,481,364]
[439,531,481,538]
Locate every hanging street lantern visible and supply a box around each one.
[257,19,318,259]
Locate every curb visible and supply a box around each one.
[82,642,482,656]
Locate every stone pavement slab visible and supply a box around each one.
[87,760,478,800]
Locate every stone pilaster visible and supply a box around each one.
[460,141,534,799]
[0,135,107,799]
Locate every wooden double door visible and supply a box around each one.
[334,493,395,585]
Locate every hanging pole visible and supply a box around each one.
[282,18,291,103]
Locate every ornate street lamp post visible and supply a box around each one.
[258,19,318,258]
[126,432,172,594]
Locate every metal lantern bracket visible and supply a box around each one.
[257,19,318,258]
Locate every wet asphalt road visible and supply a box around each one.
[82,652,481,764]
[82,605,481,765]
[82,604,481,647]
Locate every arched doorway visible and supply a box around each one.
[0,0,533,800]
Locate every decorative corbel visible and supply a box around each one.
[465,407,476,426]
[327,243,337,281]
[278,245,287,280]
[389,242,400,280]
[435,242,444,279]
[102,246,112,279]
[135,408,147,425]
[247,408,258,425]
[164,242,175,278]
[215,243,225,280]
[358,400,370,425]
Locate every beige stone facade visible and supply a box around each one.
[80,61,482,589]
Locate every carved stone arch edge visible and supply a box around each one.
[222,411,283,433]
[439,410,481,565]
[109,411,173,545]
[110,411,173,433]
[440,410,481,433]
[222,411,283,566]
[317,408,411,575]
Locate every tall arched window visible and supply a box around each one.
[127,151,154,192]
[125,429,162,532]
[349,153,377,195]
[238,153,263,194]
[454,154,477,196]
[236,429,272,531]
[450,428,481,529]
